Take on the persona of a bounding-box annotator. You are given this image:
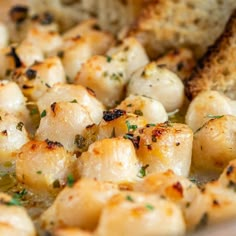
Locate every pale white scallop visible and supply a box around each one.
[76,138,140,183]
[192,115,236,174]
[14,57,66,101]
[134,170,201,230]
[16,40,44,67]
[186,90,236,132]
[25,24,62,55]
[35,101,93,152]
[135,123,193,177]
[0,111,29,163]
[127,62,185,112]
[116,94,168,124]
[0,193,36,236]
[40,179,119,231]
[16,140,76,192]
[0,80,30,126]
[107,37,149,79]
[95,192,186,236]
[75,55,126,108]
[37,84,104,124]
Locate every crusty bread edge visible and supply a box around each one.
[185,10,236,100]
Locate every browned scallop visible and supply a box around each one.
[133,122,193,177]
[76,138,140,183]
[192,115,236,174]
[16,140,76,192]
[40,178,119,231]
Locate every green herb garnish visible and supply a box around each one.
[145,204,154,211]
[40,110,47,118]
[67,174,75,187]
[137,164,149,178]
[70,99,78,103]
[106,56,112,62]
[206,114,224,119]
[126,195,134,202]
[134,110,143,116]
[126,120,138,132]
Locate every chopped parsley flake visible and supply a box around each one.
[134,109,143,116]
[206,114,224,119]
[14,189,27,199]
[137,164,149,178]
[36,170,42,174]
[103,71,108,77]
[126,195,134,202]
[110,73,121,81]
[145,204,154,211]
[70,99,78,103]
[6,197,21,206]
[30,108,38,116]
[126,120,138,132]
[106,56,112,62]
[67,174,75,187]
[146,123,156,127]
[40,110,47,118]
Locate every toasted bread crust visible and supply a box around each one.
[185,10,236,100]
[129,0,236,59]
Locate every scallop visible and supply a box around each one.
[0,111,29,163]
[192,115,236,174]
[16,40,44,67]
[116,94,168,124]
[127,62,184,112]
[0,80,30,126]
[0,193,36,236]
[134,170,201,230]
[76,138,140,183]
[97,109,147,140]
[54,228,93,236]
[75,55,126,108]
[37,84,104,124]
[95,192,186,236]
[16,140,76,192]
[134,122,193,177]
[35,101,94,152]
[13,57,66,101]
[186,90,236,132]
[40,178,119,231]
[107,37,149,79]
[57,37,93,82]
[25,24,62,55]
[62,19,114,55]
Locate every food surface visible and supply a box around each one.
[1,1,236,236]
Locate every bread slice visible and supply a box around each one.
[29,0,144,33]
[129,0,236,59]
[185,10,236,100]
